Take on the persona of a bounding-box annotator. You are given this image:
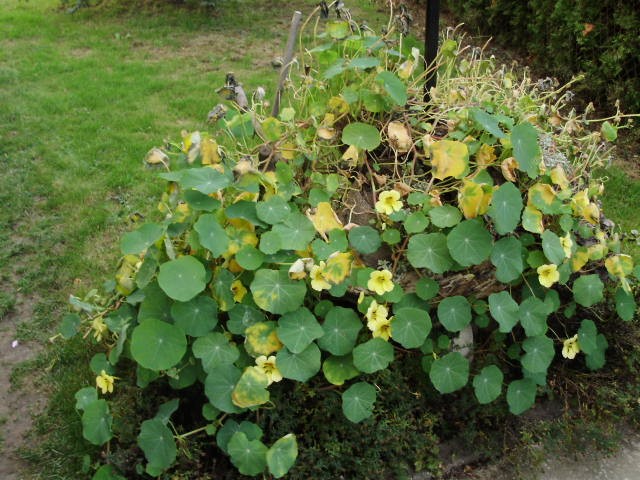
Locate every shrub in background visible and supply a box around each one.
[444,0,640,113]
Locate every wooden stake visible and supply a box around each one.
[272,11,303,118]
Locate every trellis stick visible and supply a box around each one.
[272,11,303,118]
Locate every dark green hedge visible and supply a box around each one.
[444,0,640,112]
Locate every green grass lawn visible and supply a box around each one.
[0,0,637,478]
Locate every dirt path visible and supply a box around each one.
[0,291,46,478]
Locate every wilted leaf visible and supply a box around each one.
[387,121,412,152]
[429,140,469,180]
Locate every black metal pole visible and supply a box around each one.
[424,0,440,102]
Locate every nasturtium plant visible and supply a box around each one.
[62,7,637,478]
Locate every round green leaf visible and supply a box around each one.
[267,434,298,479]
[511,123,541,178]
[519,297,548,337]
[521,335,555,373]
[472,365,503,404]
[121,223,164,255]
[93,465,126,480]
[317,306,362,355]
[276,343,321,382]
[375,71,407,105]
[578,319,598,355]
[490,237,524,283]
[193,332,240,372]
[415,277,440,300]
[429,205,462,228]
[407,232,453,273]
[216,419,263,454]
[573,274,604,307]
[615,287,637,321]
[82,399,113,446]
[488,291,519,333]
[277,307,324,353]
[204,364,243,413]
[541,230,565,265]
[322,354,360,385]
[250,269,307,315]
[75,387,98,411]
[171,295,218,337]
[352,338,394,373]
[391,307,432,348]
[488,183,522,234]
[404,211,430,234]
[138,418,177,472]
[184,189,221,211]
[348,226,381,254]
[256,197,291,225]
[437,296,472,333]
[506,378,537,414]
[235,245,265,271]
[194,214,229,258]
[272,212,316,251]
[227,304,265,335]
[349,56,381,69]
[157,256,206,302]
[429,352,469,394]
[342,122,381,151]
[130,319,187,371]
[381,228,401,245]
[601,120,618,142]
[342,381,377,423]
[259,230,282,254]
[585,334,608,370]
[179,167,232,194]
[447,219,493,266]
[138,282,172,323]
[228,432,268,476]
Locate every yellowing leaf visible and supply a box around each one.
[328,96,349,115]
[570,247,589,272]
[429,140,469,180]
[528,183,556,209]
[201,138,221,165]
[387,121,412,153]
[306,202,343,237]
[397,59,415,80]
[232,367,270,408]
[262,117,284,142]
[605,254,634,278]
[280,142,297,160]
[588,243,607,260]
[475,144,497,168]
[225,220,258,257]
[323,251,352,284]
[245,322,283,357]
[144,147,169,166]
[582,203,600,224]
[571,189,590,215]
[342,144,361,166]
[550,165,569,190]
[522,205,544,234]
[501,157,519,182]
[317,127,336,140]
[458,180,493,219]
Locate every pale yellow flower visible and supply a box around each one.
[375,190,403,215]
[562,334,580,359]
[91,317,108,343]
[310,262,331,291]
[367,269,394,296]
[537,264,560,288]
[254,355,283,385]
[96,370,116,395]
[560,232,573,258]
[231,280,247,303]
[368,316,392,341]
[365,300,389,325]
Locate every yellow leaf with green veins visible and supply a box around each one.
[571,247,590,272]
[522,205,544,233]
[475,144,496,167]
[605,254,634,278]
[429,140,469,180]
[323,252,352,284]
[231,367,270,408]
[528,183,556,211]
[244,322,283,357]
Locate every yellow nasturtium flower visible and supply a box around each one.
[367,269,394,296]
[560,232,573,258]
[537,264,560,288]
[375,190,403,215]
[562,335,580,360]
[310,262,331,291]
[366,301,392,341]
[231,280,247,303]
[96,370,116,395]
[254,355,283,385]
[91,317,108,342]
